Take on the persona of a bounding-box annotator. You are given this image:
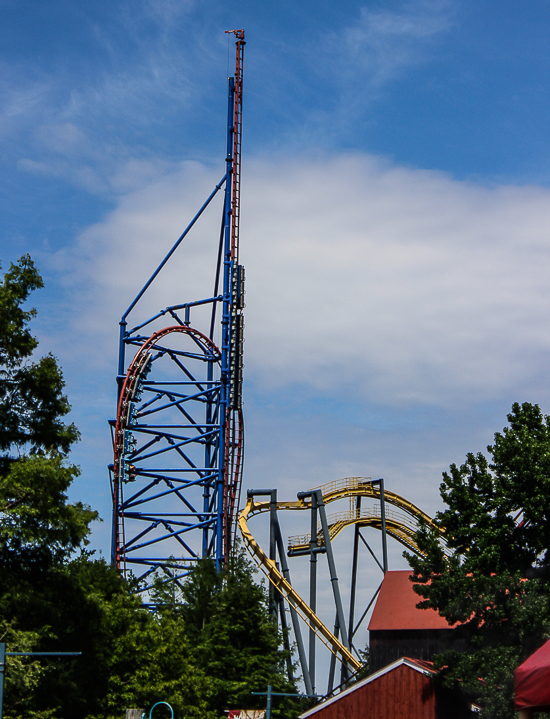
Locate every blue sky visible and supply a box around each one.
[3,0,550,679]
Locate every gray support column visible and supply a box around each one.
[327,615,339,695]
[348,495,361,649]
[276,582,295,683]
[273,519,313,696]
[313,490,349,651]
[247,489,312,696]
[297,488,350,684]
[269,491,277,619]
[379,478,388,573]
[309,493,318,692]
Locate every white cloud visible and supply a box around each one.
[296,1,455,144]
[326,0,453,90]
[55,152,550,410]
[34,123,88,156]
[0,75,52,138]
[17,158,64,177]
[0,1,215,191]
[241,156,550,406]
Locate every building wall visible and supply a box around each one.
[302,663,475,719]
[369,629,458,672]
[308,664,436,719]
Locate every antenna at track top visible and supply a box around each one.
[225,29,245,264]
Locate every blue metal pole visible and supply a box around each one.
[266,684,272,719]
[217,75,235,569]
[112,318,127,565]
[118,320,127,388]
[203,356,214,558]
[120,176,227,324]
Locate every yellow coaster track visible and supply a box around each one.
[237,477,443,673]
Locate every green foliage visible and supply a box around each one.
[0,255,95,571]
[0,255,79,457]
[346,646,370,686]
[2,557,124,719]
[2,554,208,719]
[0,254,43,368]
[0,257,296,719]
[201,550,297,716]
[93,549,301,719]
[0,454,96,566]
[0,620,55,719]
[179,556,224,640]
[407,402,550,718]
[89,574,214,719]
[0,256,99,718]
[171,548,300,718]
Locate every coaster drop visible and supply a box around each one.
[109,30,246,589]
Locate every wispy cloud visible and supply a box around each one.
[0,73,52,138]
[1,0,459,186]
[1,0,220,193]
[335,0,453,88]
[300,0,455,139]
[49,151,550,412]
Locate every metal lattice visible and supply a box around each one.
[110,31,246,588]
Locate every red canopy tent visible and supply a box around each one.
[515,638,550,716]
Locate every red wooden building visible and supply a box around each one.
[368,570,463,672]
[301,657,477,719]
[300,572,477,718]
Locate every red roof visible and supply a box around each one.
[368,570,452,631]
[515,638,550,711]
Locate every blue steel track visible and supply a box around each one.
[110,31,246,589]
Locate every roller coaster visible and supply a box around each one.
[109,32,445,696]
[238,477,445,694]
[109,30,246,585]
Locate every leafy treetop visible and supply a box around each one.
[407,402,550,718]
[0,255,78,457]
[0,256,95,566]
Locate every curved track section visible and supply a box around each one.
[238,477,443,671]
[113,325,234,583]
[239,497,362,672]
[288,508,424,557]
[287,477,442,556]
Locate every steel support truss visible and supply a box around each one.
[239,478,445,695]
[109,31,246,589]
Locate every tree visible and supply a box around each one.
[0,255,79,458]
[87,571,214,719]
[0,255,96,571]
[87,547,301,719]
[407,402,550,718]
[171,548,300,718]
[0,256,99,718]
[0,256,299,719]
[0,620,53,719]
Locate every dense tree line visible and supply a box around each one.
[407,402,550,718]
[17,248,550,719]
[0,256,299,719]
